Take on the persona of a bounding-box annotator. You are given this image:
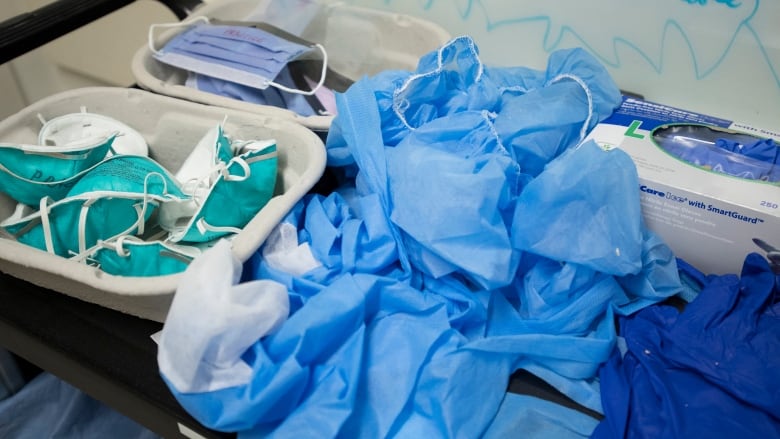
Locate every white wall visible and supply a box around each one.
[3,0,778,130]
[0,0,182,118]
[0,66,27,120]
[341,0,780,129]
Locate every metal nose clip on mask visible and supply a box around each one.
[148,16,329,97]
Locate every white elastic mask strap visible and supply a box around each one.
[132,203,147,236]
[392,36,483,131]
[223,157,251,182]
[182,159,228,204]
[144,171,169,196]
[547,73,593,143]
[148,16,211,55]
[195,218,242,236]
[137,172,170,235]
[77,198,97,254]
[268,43,328,96]
[114,235,135,257]
[69,244,96,263]
[38,197,55,254]
[481,110,512,158]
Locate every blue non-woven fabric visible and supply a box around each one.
[482,393,599,439]
[613,228,686,314]
[673,257,707,302]
[512,141,643,277]
[470,257,619,414]
[159,36,684,438]
[246,191,407,311]
[0,372,159,439]
[386,110,521,288]
[593,253,780,438]
[327,36,625,289]
[169,271,509,438]
[164,183,678,436]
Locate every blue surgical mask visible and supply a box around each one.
[0,134,115,206]
[149,18,328,97]
[185,68,320,117]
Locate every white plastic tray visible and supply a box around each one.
[131,0,452,131]
[0,87,326,322]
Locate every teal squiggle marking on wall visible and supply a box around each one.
[472,0,761,81]
[683,0,742,7]
[381,0,779,89]
[744,23,780,89]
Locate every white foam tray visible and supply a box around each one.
[0,87,326,322]
[131,0,452,131]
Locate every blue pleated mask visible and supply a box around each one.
[149,18,328,97]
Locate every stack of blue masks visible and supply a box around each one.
[151,19,338,116]
[0,116,278,277]
[159,36,688,438]
[653,124,780,182]
[186,69,323,117]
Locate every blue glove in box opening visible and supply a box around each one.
[585,96,780,276]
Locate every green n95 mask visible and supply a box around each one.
[0,155,186,257]
[86,235,203,277]
[0,134,115,206]
[158,125,278,243]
